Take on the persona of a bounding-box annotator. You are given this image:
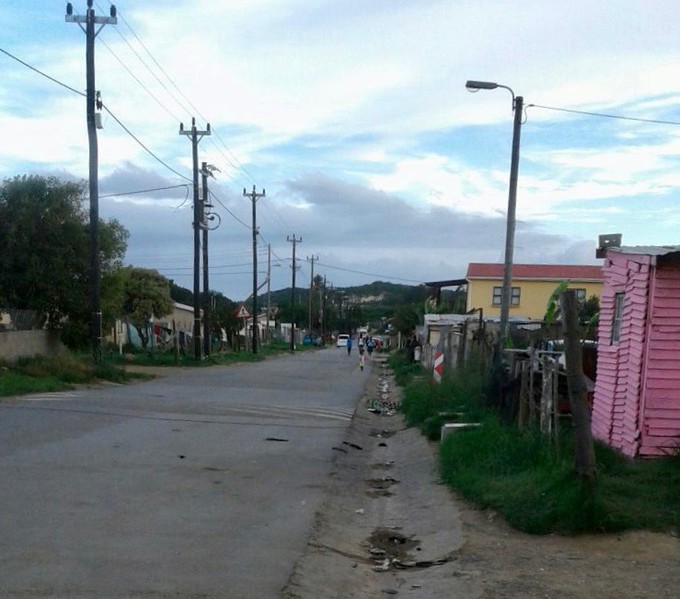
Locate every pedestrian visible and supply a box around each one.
[347,335,353,355]
[366,337,374,356]
[359,345,365,370]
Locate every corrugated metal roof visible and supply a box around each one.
[609,245,680,257]
[466,262,604,281]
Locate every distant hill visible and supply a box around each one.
[265,280,463,314]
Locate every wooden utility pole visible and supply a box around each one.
[65,1,117,363]
[244,186,265,354]
[560,290,597,483]
[179,118,210,359]
[287,235,301,351]
[307,255,318,336]
[266,244,272,343]
[201,163,218,357]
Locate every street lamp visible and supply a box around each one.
[465,79,524,358]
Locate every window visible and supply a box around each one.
[573,288,587,305]
[492,286,521,306]
[611,292,625,344]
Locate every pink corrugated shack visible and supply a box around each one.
[592,245,680,457]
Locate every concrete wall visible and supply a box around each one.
[0,330,66,363]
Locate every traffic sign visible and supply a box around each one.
[236,304,251,319]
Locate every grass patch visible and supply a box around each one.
[0,369,72,396]
[395,350,680,535]
[0,352,137,397]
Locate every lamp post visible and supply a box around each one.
[465,80,523,357]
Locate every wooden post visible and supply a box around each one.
[540,354,553,436]
[560,290,597,483]
[518,360,529,429]
[528,348,536,424]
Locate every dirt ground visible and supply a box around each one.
[283,355,680,599]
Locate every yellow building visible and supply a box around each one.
[466,263,604,320]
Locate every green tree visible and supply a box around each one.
[208,292,239,349]
[393,304,420,336]
[0,175,128,341]
[121,267,173,349]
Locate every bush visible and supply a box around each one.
[397,357,680,535]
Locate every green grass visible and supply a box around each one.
[0,340,307,397]
[0,352,147,397]
[394,350,680,536]
[106,339,303,368]
[0,369,73,396]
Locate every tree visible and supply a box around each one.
[393,304,420,336]
[0,175,128,340]
[121,267,173,349]
[207,292,239,350]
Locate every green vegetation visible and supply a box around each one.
[0,175,128,348]
[0,341,309,397]
[392,351,680,536]
[0,353,143,397]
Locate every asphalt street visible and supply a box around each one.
[0,347,368,598]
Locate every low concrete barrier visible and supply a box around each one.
[440,422,481,442]
[0,330,66,363]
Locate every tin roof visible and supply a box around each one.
[609,245,680,257]
[466,262,604,281]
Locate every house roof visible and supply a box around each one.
[466,263,604,282]
[609,245,680,257]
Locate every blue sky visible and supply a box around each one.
[2,0,680,300]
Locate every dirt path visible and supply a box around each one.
[283,356,680,598]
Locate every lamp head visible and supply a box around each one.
[466,80,499,91]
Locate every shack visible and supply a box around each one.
[592,245,680,457]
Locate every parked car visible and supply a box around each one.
[336,333,350,347]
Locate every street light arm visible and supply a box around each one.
[465,79,515,108]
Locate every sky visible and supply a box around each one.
[2,0,680,301]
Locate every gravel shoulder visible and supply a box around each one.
[283,356,680,599]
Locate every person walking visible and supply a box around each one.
[346,335,353,356]
[359,345,365,371]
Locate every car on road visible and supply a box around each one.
[336,334,350,347]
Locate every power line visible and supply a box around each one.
[99,184,189,198]
[316,260,423,284]
[0,46,84,97]
[0,44,190,183]
[527,103,680,126]
[98,36,182,123]
[209,190,251,230]
[101,102,191,181]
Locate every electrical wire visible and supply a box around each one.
[315,260,423,284]
[0,46,84,97]
[0,44,190,184]
[527,103,680,126]
[98,36,182,123]
[208,190,251,230]
[100,102,191,182]
[99,184,190,198]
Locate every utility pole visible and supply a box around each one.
[497,94,524,355]
[266,243,272,343]
[244,186,265,354]
[179,117,210,359]
[201,162,215,357]
[65,1,117,364]
[307,255,318,336]
[320,275,326,344]
[287,235,302,351]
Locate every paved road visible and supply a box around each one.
[0,347,369,598]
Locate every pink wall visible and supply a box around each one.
[593,251,680,457]
[639,265,680,456]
